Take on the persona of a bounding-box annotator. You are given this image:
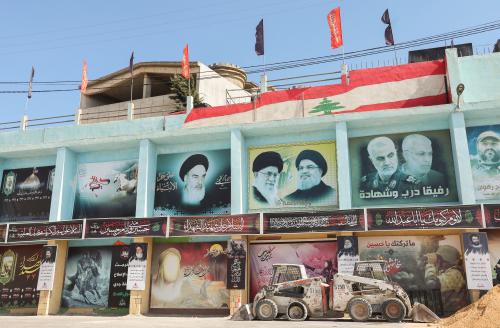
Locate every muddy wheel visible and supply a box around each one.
[347,297,372,322]
[255,299,278,321]
[382,298,407,322]
[287,302,308,321]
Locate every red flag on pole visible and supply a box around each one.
[327,7,343,49]
[182,44,190,79]
[81,60,88,93]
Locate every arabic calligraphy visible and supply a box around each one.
[369,206,481,229]
[366,239,416,248]
[156,172,177,192]
[86,218,164,238]
[84,175,111,192]
[266,213,361,232]
[360,186,450,199]
[173,216,257,235]
[8,222,83,242]
[183,264,209,278]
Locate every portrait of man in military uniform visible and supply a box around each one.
[360,136,410,195]
[467,126,500,200]
[351,130,458,206]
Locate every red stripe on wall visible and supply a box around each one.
[333,94,448,115]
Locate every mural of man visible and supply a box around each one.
[401,134,446,187]
[285,149,336,202]
[252,151,283,207]
[361,136,409,193]
[471,130,500,177]
[179,154,209,206]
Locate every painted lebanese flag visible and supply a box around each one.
[184,60,447,129]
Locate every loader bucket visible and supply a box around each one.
[410,302,440,323]
[230,303,254,321]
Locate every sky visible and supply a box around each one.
[0,0,499,124]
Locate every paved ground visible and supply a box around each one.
[0,316,439,328]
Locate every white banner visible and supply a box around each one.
[127,243,147,290]
[337,236,359,275]
[37,245,57,290]
[463,232,493,290]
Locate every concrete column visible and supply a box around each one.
[36,240,68,315]
[50,147,77,221]
[445,48,462,105]
[449,112,475,204]
[143,74,152,98]
[228,235,248,315]
[231,129,246,214]
[129,237,153,315]
[335,121,352,209]
[136,139,157,218]
[186,96,194,115]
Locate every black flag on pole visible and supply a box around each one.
[255,19,264,56]
[27,66,35,99]
[129,51,134,75]
[381,9,394,46]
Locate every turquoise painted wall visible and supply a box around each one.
[0,52,499,224]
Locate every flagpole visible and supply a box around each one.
[130,73,134,104]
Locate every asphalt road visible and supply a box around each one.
[0,315,438,328]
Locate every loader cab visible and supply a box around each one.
[270,264,307,285]
[353,261,390,282]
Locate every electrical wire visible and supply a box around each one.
[0,20,498,94]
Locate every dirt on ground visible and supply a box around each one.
[439,285,500,328]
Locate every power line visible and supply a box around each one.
[0,20,498,94]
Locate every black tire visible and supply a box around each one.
[347,297,372,322]
[381,298,407,322]
[287,302,308,321]
[255,299,278,321]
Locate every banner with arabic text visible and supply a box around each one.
[169,214,260,236]
[226,240,246,289]
[367,205,482,230]
[0,166,55,222]
[350,130,458,207]
[359,235,467,315]
[0,245,43,308]
[127,243,148,291]
[337,236,359,275]
[73,160,138,219]
[249,241,337,300]
[154,150,231,216]
[85,218,167,238]
[263,210,364,233]
[463,232,493,290]
[150,242,229,309]
[7,221,84,242]
[37,245,57,291]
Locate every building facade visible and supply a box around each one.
[0,49,499,317]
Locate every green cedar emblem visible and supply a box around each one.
[309,98,345,115]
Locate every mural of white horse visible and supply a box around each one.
[113,172,137,194]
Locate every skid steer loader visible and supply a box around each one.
[233,260,439,323]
